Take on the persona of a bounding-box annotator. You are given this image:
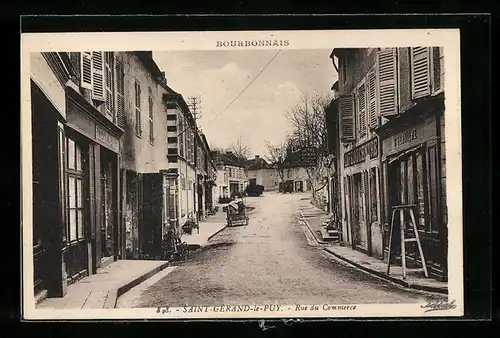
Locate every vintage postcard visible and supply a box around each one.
[21,29,463,320]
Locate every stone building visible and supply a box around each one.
[331,47,447,281]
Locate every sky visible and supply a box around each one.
[153,49,338,159]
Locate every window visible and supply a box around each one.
[80,51,105,102]
[167,137,177,144]
[148,87,154,144]
[178,116,184,158]
[134,80,142,137]
[415,151,426,229]
[180,175,186,190]
[104,52,115,121]
[377,48,398,117]
[339,94,355,142]
[66,137,86,242]
[115,60,125,128]
[410,47,444,99]
[167,126,177,132]
[356,81,367,138]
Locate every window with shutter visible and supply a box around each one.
[80,52,92,89]
[104,52,115,121]
[91,51,105,101]
[411,47,431,99]
[148,87,154,144]
[367,68,378,129]
[397,47,413,113]
[339,94,355,142]
[431,47,443,94]
[357,82,367,137]
[377,48,398,117]
[115,60,125,129]
[134,80,142,137]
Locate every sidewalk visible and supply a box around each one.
[36,260,169,309]
[181,210,228,248]
[296,199,448,295]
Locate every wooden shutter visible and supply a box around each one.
[377,48,398,117]
[116,60,125,129]
[80,52,92,89]
[411,47,431,99]
[367,68,378,129]
[91,51,105,101]
[357,82,367,137]
[339,94,355,142]
[397,47,413,113]
[431,47,443,94]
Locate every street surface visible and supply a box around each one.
[119,192,427,307]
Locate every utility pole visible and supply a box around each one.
[188,96,202,234]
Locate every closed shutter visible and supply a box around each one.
[80,52,92,89]
[377,48,398,117]
[397,47,413,113]
[367,68,378,129]
[411,47,431,99]
[116,60,125,129]
[357,82,367,137]
[339,94,355,142]
[91,51,105,101]
[431,47,443,94]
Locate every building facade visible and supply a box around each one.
[333,47,447,281]
[31,51,125,298]
[246,155,279,191]
[212,151,247,197]
[118,52,169,260]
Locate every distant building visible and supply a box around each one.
[246,155,279,191]
[211,150,247,197]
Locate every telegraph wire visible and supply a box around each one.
[206,49,282,125]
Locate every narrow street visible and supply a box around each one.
[118,192,427,308]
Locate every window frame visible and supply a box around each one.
[65,135,87,244]
[134,79,142,137]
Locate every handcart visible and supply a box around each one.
[226,197,249,227]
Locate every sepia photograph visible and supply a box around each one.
[21,29,463,320]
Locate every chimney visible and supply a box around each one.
[255,155,260,160]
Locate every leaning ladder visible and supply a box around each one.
[386,204,429,280]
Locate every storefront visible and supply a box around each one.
[342,137,382,258]
[378,99,447,281]
[63,85,124,284]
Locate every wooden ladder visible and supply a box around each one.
[386,204,429,279]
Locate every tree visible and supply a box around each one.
[285,91,334,200]
[264,139,289,184]
[227,136,251,167]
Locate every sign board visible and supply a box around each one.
[344,137,378,168]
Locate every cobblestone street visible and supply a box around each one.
[117,192,428,308]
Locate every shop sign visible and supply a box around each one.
[96,125,120,153]
[393,127,418,148]
[344,138,378,168]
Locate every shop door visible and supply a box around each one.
[352,173,367,249]
[100,149,117,264]
[141,173,163,259]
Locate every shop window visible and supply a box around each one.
[415,151,426,229]
[66,137,86,242]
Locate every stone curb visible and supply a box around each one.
[298,211,330,245]
[207,224,228,242]
[323,247,448,295]
[103,261,171,309]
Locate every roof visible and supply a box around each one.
[246,157,272,170]
[211,150,245,168]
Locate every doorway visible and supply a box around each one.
[100,148,117,266]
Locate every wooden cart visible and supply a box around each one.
[226,198,249,227]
